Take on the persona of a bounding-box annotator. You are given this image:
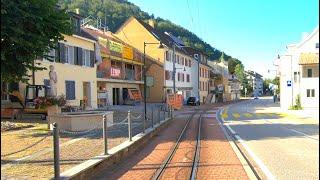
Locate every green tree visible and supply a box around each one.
[59,0,242,62]
[1,0,72,83]
[272,77,280,95]
[263,78,273,95]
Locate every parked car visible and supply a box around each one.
[187,97,200,106]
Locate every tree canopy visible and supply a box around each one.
[58,0,242,63]
[1,0,72,83]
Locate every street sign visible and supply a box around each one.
[287,80,292,87]
[146,76,154,87]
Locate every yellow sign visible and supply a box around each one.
[109,40,122,53]
[122,45,133,60]
[98,37,108,48]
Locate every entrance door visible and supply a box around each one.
[123,88,129,104]
[83,82,91,108]
[112,88,120,105]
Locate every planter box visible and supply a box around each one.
[48,111,113,131]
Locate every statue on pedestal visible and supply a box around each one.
[49,65,57,97]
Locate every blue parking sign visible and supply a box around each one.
[287,80,292,87]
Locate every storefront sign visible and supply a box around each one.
[128,89,142,101]
[109,40,122,53]
[122,45,133,60]
[110,67,121,77]
[166,94,183,110]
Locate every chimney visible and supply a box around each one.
[148,19,155,28]
[75,8,80,14]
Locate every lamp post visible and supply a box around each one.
[143,42,163,133]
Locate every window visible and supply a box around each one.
[177,72,180,81]
[82,49,91,67]
[64,45,74,64]
[185,59,188,66]
[182,57,184,65]
[182,73,184,82]
[65,81,75,100]
[316,43,319,48]
[165,70,170,80]
[307,69,312,77]
[294,72,300,83]
[307,89,315,97]
[187,74,190,82]
[165,51,169,61]
[44,49,56,62]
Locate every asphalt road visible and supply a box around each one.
[221,96,319,180]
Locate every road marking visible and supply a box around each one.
[219,107,276,180]
[288,129,319,141]
[243,113,253,118]
[232,113,241,119]
[231,130,276,180]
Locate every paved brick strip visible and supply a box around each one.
[158,114,199,180]
[196,111,249,179]
[93,115,192,179]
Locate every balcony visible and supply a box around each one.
[97,67,142,81]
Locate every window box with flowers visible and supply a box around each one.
[33,95,66,116]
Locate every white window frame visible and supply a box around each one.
[82,49,91,67]
[66,45,74,65]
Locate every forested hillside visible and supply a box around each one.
[59,0,243,69]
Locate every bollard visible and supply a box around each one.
[53,123,60,180]
[103,114,108,155]
[128,110,132,141]
[151,107,154,128]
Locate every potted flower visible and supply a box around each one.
[33,95,66,116]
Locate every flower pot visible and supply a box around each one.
[47,105,61,116]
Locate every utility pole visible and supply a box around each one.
[172,44,176,94]
[143,42,146,133]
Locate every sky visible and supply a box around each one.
[128,0,319,79]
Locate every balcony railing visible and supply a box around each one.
[97,67,142,81]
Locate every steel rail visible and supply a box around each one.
[151,111,197,180]
[190,114,202,180]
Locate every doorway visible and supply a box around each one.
[112,88,120,105]
[83,82,91,108]
[123,88,129,104]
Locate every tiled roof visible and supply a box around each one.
[299,53,319,64]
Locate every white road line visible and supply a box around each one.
[218,108,276,180]
[233,133,276,180]
[289,129,319,141]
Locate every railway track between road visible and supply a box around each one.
[151,107,205,180]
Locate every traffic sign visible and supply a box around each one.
[287,80,292,87]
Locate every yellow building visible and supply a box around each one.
[115,17,194,102]
[20,12,98,109]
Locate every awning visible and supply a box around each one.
[299,53,319,65]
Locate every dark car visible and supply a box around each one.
[187,97,200,106]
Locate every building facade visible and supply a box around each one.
[276,26,319,109]
[115,17,194,102]
[246,70,263,97]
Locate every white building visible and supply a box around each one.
[246,70,263,96]
[275,26,319,110]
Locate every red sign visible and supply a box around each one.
[167,94,183,110]
[110,67,121,77]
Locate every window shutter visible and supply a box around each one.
[55,43,60,62]
[65,81,75,100]
[90,50,94,67]
[77,47,83,66]
[74,46,78,65]
[59,43,65,63]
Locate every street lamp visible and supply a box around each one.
[143,41,163,133]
